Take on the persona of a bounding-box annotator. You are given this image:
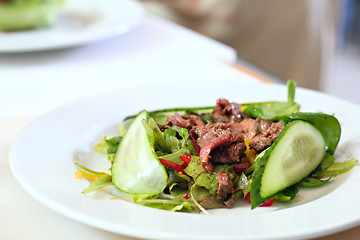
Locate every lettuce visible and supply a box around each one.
[0,0,64,31]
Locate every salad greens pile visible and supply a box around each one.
[0,0,64,31]
[76,80,357,212]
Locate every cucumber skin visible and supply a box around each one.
[250,120,326,209]
[250,149,273,209]
[261,121,325,197]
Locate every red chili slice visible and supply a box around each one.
[180,152,192,165]
[180,156,191,165]
[245,193,274,207]
[158,158,185,172]
[183,194,190,200]
[188,132,200,156]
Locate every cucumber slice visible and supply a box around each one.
[260,120,325,198]
[111,110,167,194]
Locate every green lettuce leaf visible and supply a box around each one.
[317,157,358,178]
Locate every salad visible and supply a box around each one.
[75,80,357,212]
[0,0,64,31]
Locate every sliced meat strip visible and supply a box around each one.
[163,113,205,130]
[212,98,249,123]
[248,121,284,152]
[217,170,233,201]
[192,123,244,172]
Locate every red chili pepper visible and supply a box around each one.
[159,158,185,172]
[183,194,190,200]
[245,193,274,207]
[179,152,191,165]
[188,132,200,156]
[180,156,190,165]
[233,162,252,174]
[260,198,274,206]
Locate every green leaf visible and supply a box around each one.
[272,113,341,155]
[125,107,213,124]
[242,80,300,120]
[93,138,108,154]
[132,193,159,202]
[195,173,219,195]
[298,176,332,188]
[243,102,300,120]
[75,162,107,175]
[184,156,205,179]
[311,153,335,176]
[159,148,186,165]
[163,129,181,152]
[317,157,358,178]
[0,0,64,31]
[166,169,189,188]
[168,183,187,196]
[83,175,113,194]
[287,79,297,103]
[190,185,222,213]
[273,185,298,201]
[134,193,193,212]
[146,117,173,153]
[249,151,272,209]
[105,136,122,155]
[234,172,251,197]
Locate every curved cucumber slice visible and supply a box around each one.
[111,110,167,194]
[260,120,325,198]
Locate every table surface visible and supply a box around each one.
[0,6,359,240]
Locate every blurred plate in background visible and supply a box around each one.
[0,0,144,53]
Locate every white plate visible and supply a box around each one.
[10,82,360,239]
[0,0,144,52]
